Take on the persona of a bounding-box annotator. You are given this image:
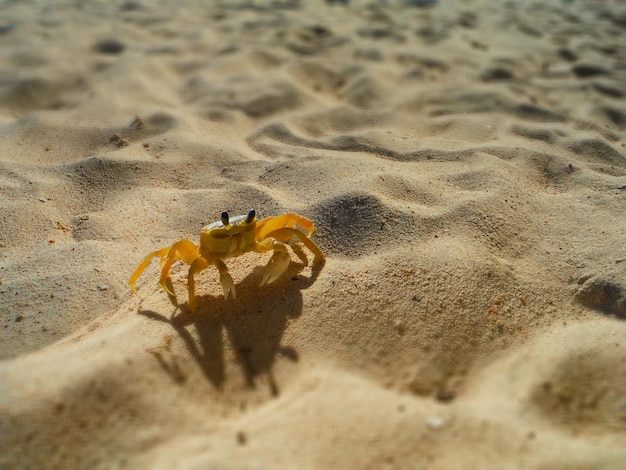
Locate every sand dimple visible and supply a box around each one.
[1,1,625,469]
[310,191,409,257]
[0,112,178,164]
[568,138,626,167]
[184,75,307,118]
[528,345,625,434]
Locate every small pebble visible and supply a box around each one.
[236,431,247,445]
[94,39,126,54]
[426,416,446,430]
[98,285,109,291]
[481,67,514,81]
[435,389,456,403]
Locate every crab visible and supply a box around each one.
[130,210,324,311]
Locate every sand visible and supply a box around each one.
[1,0,625,468]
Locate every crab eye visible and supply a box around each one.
[245,209,255,223]
[221,211,230,226]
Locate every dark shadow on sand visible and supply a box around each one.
[138,259,324,396]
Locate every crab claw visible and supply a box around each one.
[261,249,290,286]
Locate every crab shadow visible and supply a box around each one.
[138,259,323,396]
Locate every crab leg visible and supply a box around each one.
[215,258,236,301]
[130,247,171,297]
[256,213,315,240]
[187,256,209,312]
[260,241,291,286]
[158,239,201,296]
[262,227,325,264]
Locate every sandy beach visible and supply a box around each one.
[1,0,625,468]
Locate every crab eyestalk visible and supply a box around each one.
[221,211,230,226]
[245,209,256,223]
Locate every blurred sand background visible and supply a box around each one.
[1,0,625,468]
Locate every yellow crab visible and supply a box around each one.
[130,210,324,311]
